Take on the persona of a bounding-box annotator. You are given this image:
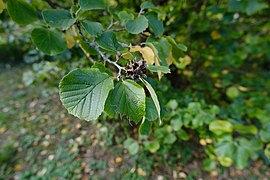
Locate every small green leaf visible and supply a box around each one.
[218,157,233,167]
[59,68,114,121]
[124,138,139,155]
[171,116,182,131]
[139,117,151,135]
[145,140,160,153]
[81,20,103,36]
[42,9,76,30]
[233,124,258,135]
[226,86,239,99]
[140,1,155,10]
[7,0,38,25]
[209,120,233,135]
[91,63,113,76]
[125,15,148,34]
[203,158,216,171]
[79,0,106,10]
[118,11,134,26]
[145,97,159,121]
[147,64,170,73]
[166,36,187,52]
[163,134,177,144]
[105,80,146,123]
[31,28,67,56]
[145,12,164,36]
[259,124,270,142]
[140,78,161,125]
[96,31,125,52]
[264,144,270,159]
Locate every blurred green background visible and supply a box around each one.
[1,0,270,179]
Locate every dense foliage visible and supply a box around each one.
[1,0,270,175]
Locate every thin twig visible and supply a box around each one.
[76,22,125,80]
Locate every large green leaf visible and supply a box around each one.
[145,97,159,121]
[96,31,125,52]
[7,0,38,25]
[105,80,145,123]
[209,120,233,135]
[79,0,106,10]
[125,15,148,34]
[145,12,164,36]
[31,28,67,56]
[59,68,114,121]
[81,20,103,37]
[140,78,161,124]
[42,9,76,30]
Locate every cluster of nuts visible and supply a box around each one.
[125,59,147,81]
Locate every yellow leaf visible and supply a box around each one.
[65,30,75,49]
[140,47,155,64]
[211,31,221,40]
[130,46,155,65]
[0,0,4,14]
[115,157,123,163]
[166,52,174,65]
[15,164,23,171]
[130,45,141,52]
[137,168,147,176]
[122,52,133,60]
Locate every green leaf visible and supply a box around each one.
[144,140,160,153]
[226,86,239,99]
[91,63,113,76]
[140,78,161,125]
[7,0,37,25]
[203,158,216,171]
[215,140,235,158]
[139,117,151,135]
[147,64,170,73]
[125,15,148,34]
[233,145,249,169]
[166,36,187,61]
[218,157,233,167]
[96,31,125,52]
[246,0,268,15]
[209,120,233,135]
[147,37,171,66]
[171,116,182,131]
[259,124,270,142]
[0,0,5,14]
[81,20,103,37]
[145,12,163,36]
[59,68,114,121]
[264,144,270,159]
[105,80,145,123]
[233,124,258,135]
[140,1,155,10]
[145,97,158,121]
[31,28,67,56]
[118,11,134,26]
[79,0,106,10]
[124,138,139,155]
[163,134,177,144]
[42,9,76,30]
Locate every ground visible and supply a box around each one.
[0,64,269,179]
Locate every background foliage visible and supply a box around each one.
[0,0,270,179]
